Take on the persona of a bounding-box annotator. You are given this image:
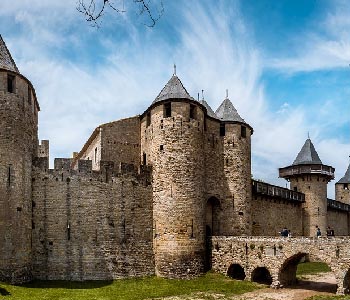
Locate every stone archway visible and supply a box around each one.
[206,197,221,236]
[279,252,306,286]
[251,267,272,285]
[227,263,245,280]
[343,269,350,294]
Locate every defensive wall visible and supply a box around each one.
[211,236,350,294]
[31,157,154,280]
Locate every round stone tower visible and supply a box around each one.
[335,163,350,204]
[0,35,39,283]
[140,73,206,278]
[279,138,334,237]
[215,95,253,235]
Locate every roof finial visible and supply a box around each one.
[173,64,176,76]
[201,89,204,100]
[197,92,200,101]
[307,132,310,139]
[226,89,228,99]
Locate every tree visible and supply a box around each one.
[77,0,164,27]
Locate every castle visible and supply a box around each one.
[1,34,350,284]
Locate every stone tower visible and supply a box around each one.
[0,35,39,282]
[335,163,350,204]
[215,96,253,235]
[279,138,334,237]
[140,74,206,278]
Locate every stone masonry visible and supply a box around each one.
[2,35,350,294]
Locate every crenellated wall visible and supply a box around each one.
[31,159,154,280]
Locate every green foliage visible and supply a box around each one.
[0,272,260,300]
[296,262,331,276]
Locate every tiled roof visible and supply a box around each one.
[337,163,350,184]
[292,138,323,165]
[153,75,194,103]
[200,99,217,118]
[215,98,245,123]
[0,35,19,73]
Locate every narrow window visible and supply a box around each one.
[94,147,97,163]
[146,112,151,127]
[345,183,349,190]
[241,126,246,138]
[28,86,32,105]
[220,123,225,136]
[7,74,15,93]
[7,165,11,186]
[67,223,71,240]
[143,152,147,165]
[190,104,195,119]
[164,103,171,118]
[160,145,164,151]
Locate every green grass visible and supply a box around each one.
[0,272,261,300]
[297,262,331,277]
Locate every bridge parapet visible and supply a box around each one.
[211,236,350,295]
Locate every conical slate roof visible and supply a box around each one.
[292,138,322,165]
[200,99,217,118]
[0,35,19,73]
[153,74,194,104]
[215,98,245,123]
[337,163,350,184]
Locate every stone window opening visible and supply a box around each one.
[241,125,246,138]
[94,147,97,163]
[7,74,15,93]
[220,123,225,136]
[164,103,171,118]
[7,165,12,187]
[226,158,229,166]
[67,223,71,240]
[160,145,164,151]
[345,183,349,190]
[28,86,32,105]
[142,152,147,165]
[190,104,196,119]
[146,112,151,127]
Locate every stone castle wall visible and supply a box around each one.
[327,208,349,236]
[31,160,154,280]
[0,70,38,283]
[336,183,350,205]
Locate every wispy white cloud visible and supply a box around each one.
[1,0,349,198]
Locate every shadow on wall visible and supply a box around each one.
[18,280,113,289]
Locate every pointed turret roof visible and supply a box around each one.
[337,163,350,184]
[153,74,194,104]
[0,35,19,73]
[215,98,246,123]
[200,99,217,118]
[292,138,322,165]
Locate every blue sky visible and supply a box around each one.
[1,0,350,197]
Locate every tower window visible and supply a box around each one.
[28,86,32,105]
[7,74,15,93]
[146,112,151,127]
[164,103,171,118]
[241,126,246,138]
[94,147,97,163]
[160,145,164,151]
[190,104,196,119]
[220,123,225,136]
[143,152,147,165]
[344,183,349,190]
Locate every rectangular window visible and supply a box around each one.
[146,112,151,127]
[143,152,147,165]
[7,74,15,93]
[190,104,195,119]
[94,147,97,163]
[220,123,225,136]
[241,125,246,138]
[28,86,32,105]
[345,183,348,190]
[164,103,171,118]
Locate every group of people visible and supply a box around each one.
[315,225,335,238]
[280,226,335,238]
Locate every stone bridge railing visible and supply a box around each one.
[211,236,350,295]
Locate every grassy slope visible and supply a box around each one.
[297,262,331,277]
[0,272,260,300]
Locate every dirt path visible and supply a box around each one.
[157,272,338,300]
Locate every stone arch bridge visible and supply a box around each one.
[211,236,350,294]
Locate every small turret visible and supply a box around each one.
[215,95,253,235]
[335,162,350,204]
[279,138,334,237]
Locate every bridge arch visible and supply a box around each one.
[251,266,272,285]
[227,263,245,280]
[343,269,350,294]
[279,252,307,286]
